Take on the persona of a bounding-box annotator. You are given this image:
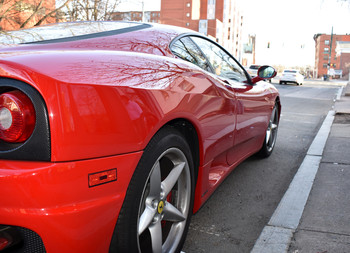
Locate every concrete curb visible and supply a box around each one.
[345,82,350,96]
[251,111,335,253]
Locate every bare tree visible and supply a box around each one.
[35,0,73,26]
[0,0,73,31]
[61,0,121,22]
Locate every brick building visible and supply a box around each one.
[336,41,350,79]
[314,33,350,79]
[160,0,243,60]
[111,11,160,23]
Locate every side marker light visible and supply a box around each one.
[88,169,117,187]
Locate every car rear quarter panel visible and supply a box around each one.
[0,50,233,165]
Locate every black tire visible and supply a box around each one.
[110,127,195,253]
[257,104,279,158]
[279,81,282,85]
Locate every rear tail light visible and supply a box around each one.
[0,90,36,143]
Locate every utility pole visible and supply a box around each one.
[327,26,334,80]
[142,1,145,22]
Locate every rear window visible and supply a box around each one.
[0,21,149,45]
[284,70,297,73]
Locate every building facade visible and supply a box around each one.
[160,0,243,60]
[335,41,350,79]
[314,33,350,79]
[111,11,160,23]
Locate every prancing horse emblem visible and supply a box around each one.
[157,201,164,214]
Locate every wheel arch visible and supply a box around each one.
[162,118,201,184]
[275,96,282,120]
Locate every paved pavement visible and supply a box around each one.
[251,81,350,253]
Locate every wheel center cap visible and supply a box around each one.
[157,200,164,214]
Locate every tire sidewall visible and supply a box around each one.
[110,127,195,253]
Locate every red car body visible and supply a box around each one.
[0,22,280,252]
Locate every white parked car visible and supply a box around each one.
[248,65,260,77]
[279,69,304,85]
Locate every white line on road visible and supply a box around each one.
[251,110,335,253]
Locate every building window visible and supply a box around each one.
[186,13,190,17]
[325,40,330,45]
[207,0,216,20]
[187,3,190,7]
[324,47,329,53]
[186,22,190,26]
[323,55,328,60]
[323,63,328,68]
[333,63,336,68]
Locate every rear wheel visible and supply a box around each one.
[110,127,194,253]
[257,104,279,158]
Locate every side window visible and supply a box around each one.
[191,36,247,82]
[170,37,212,72]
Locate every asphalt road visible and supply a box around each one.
[182,80,344,253]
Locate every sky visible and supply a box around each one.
[118,0,350,67]
[241,0,350,67]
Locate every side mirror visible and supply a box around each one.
[251,65,277,84]
[258,66,277,79]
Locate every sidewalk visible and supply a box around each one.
[288,82,350,252]
[251,82,350,253]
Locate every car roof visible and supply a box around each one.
[283,69,298,72]
[0,21,195,56]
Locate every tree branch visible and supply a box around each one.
[20,0,44,28]
[35,0,73,26]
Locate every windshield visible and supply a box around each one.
[0,21,146,45]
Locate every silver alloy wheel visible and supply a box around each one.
[266,106,278,152]
[137,147,191,253]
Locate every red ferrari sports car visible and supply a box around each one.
[0,21,280,253]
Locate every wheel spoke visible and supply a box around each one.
[149,161,161,198]
[149,221,162,253]
[161,162,185,197]
[163,202,186,222]
[271,123,278,130]
[138,206,157,235]
[271,107,277,122]
[266,129,271,144]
